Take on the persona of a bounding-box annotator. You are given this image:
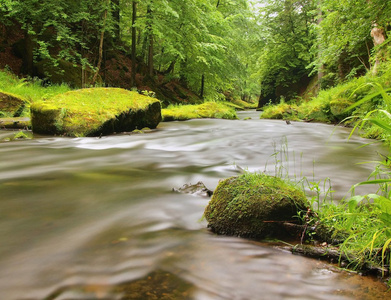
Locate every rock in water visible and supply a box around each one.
[204,174,308,239]
[30,88,161,137]
[173,181,213,197]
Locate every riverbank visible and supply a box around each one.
[258,67,391,285]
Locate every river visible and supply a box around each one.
[0,111,390,299]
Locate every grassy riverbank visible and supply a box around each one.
[0,70,251,124]
[261,63,391,146]
[260,65,391,283]
[0,70,71,104]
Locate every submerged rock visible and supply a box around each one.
[30,88,162,137]
[204,174,308,239]
[173,181,213,197]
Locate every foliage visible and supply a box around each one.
[312,0,391,85]
[0,0,113,76]
[252,0,317,103]
[120,0,259,100]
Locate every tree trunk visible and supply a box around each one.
[367,0,387,75]
[162,60,176,75]
[92,0,110,86]
[147,4,154,77]
[370,24,386,75]
[131,1,137,88]
[317,0,324,88]
[24,33,34,77]
[111,0,120,41]
[200,74,205,99]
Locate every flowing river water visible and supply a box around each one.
[0,111,390,300]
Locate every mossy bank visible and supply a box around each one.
[0,91,30,118]
[30,88,162,137]
[204,173,308,239]
[162,102,238,121]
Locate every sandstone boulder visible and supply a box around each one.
[30,88,161,137]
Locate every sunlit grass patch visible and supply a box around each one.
[162,102,238,121]
[261,102,300,121]
[0,69,71,103]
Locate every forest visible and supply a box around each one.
[0,1,390,108]
[2,0,391,297]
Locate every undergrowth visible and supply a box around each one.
[0,69,71,102]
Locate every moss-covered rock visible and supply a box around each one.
[162,102,238,121]
[204,173,308,239]
[329,97,354,120]
[0,91,29,118]
[30,88,162,137]
[0,117,31,129]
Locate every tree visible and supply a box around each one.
[313,0,391,84]
[92,0,111,85]
[0,0,116,84]
[130,0,137,87]
[253,0,317,105]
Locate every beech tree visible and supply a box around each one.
[253,0,317,105]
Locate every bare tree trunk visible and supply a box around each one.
[92,0,110,86]
[317,0,324,88]
[367,0,387,75]
[147,4,154,77]
[371,24,386,75]
[131,1,137,87]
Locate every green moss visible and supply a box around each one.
[261,103,300,121]
[13,131,30,140]
[204,173,308,239]
[0,91,29,117]
[229,99,258,109]
[162,102,238,121]
[30,88,162,137]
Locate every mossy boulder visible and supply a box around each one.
[0,91,29,118]
[204,173,308,239]
[30,88,162,137]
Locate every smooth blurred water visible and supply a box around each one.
[0,111,389,299]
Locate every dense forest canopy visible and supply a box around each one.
[0,0,390,105]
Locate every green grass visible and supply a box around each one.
[162,102,238,121]
[0,70,71,118]
[261,65,391,138]
[0,69,71,102]
[260,138,391,278]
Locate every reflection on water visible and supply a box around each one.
[0,112,389,299]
